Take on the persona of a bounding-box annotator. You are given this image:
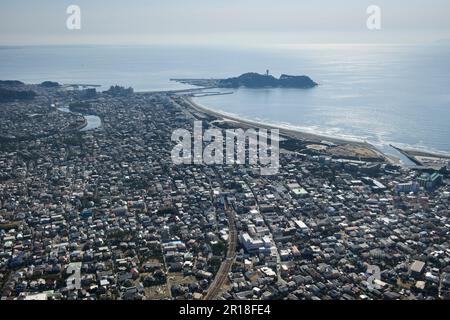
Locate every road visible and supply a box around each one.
[245,179,285,285]
[204,205,237,300]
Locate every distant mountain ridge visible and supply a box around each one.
[218,72,318,89]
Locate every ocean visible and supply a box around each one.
[1,44,449,157]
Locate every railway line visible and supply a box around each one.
[204,206,237,300]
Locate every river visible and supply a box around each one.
[58,107,102,131]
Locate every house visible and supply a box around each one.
[410,260,425,275]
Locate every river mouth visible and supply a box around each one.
[58,107,102,131]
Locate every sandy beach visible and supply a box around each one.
[177,95,390,163]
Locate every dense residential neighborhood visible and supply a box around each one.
[0,83,449,300]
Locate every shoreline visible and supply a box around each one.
[185,96,360,145]
[177,94,450,167]
[56,84,449,167]
[179,95,392,163]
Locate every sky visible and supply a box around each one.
[1,0,450,46]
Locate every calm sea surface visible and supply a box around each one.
[1,44,449,156]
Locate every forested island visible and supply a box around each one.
[218,72,318,89]
[172,72,318,89]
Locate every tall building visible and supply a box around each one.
[417,172,443,190]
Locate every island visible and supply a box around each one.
[219,72,318,89]
[171,71,318,89]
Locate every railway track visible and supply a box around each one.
[204,208,237,300]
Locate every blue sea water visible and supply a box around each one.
[1,44,449,156]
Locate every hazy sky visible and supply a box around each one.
[1,0,450,46]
